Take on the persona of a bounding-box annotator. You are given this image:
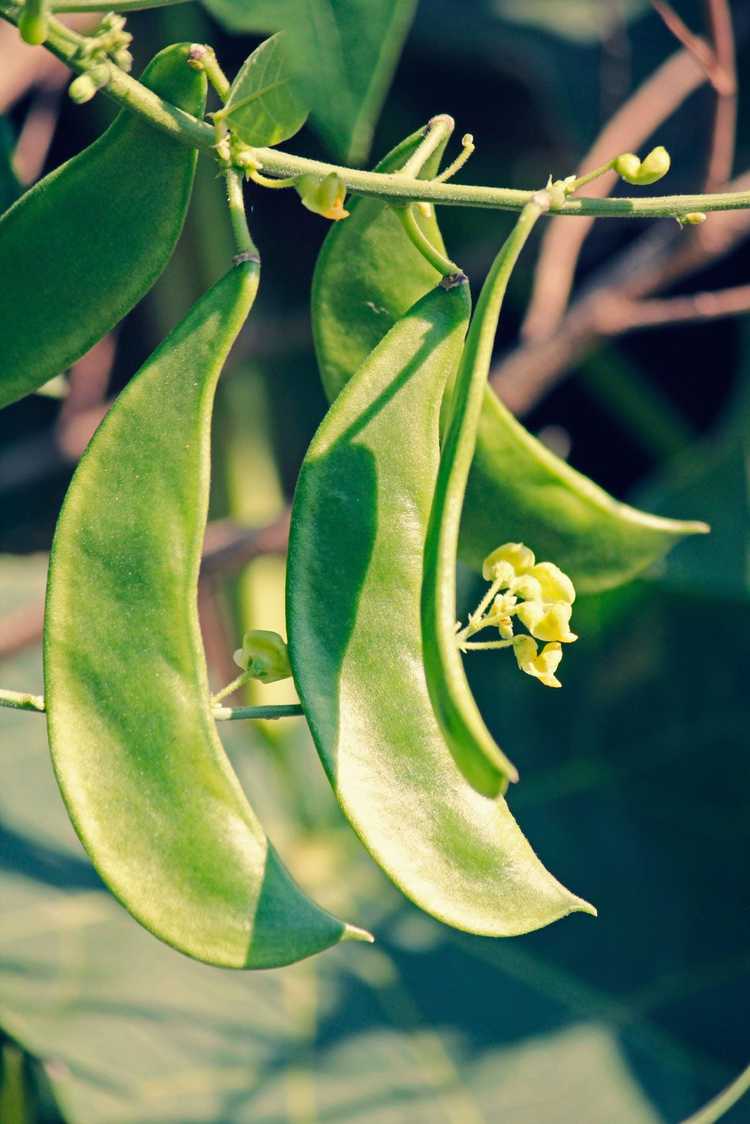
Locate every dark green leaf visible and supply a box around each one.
[222,32,308,148]
[203,0,418,162]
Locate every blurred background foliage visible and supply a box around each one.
[0,0,748,1120]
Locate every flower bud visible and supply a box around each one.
[296,173,349,221]
[482,542,535,581]
[233,630,291,684]
[614,146,671,186]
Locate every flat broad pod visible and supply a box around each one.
[312,131,708,593]
[287,278,595,935]
[44,257,369,968]
[0,44,206,411]
[422,204,544,798]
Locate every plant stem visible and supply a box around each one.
[224,165,257,259]
[396,204,460,276]
[189,43,230,102]
[0,689,45,714]
[397,113,454,178]
[680,1062,750,1124]
[0,688,303,721]
[213,703,304,721]
[211,669,249,705]
[51,0,185,9]
[4,6,750,218]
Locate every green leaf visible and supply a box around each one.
[203,0,418,162]
[221,32,308,148]
[0,45,206,412]
[288,279,594,935]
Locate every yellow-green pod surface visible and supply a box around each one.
[45,259,367,968]
[0,44,206,411]
[312,136,707,593]
[288,278,595,936]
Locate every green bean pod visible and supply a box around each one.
[288,278,595,935]
[422,205,542,799]
[0,44,206,412]
[45,259,369,968]
[311,134,707,593]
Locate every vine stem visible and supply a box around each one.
[0,688,303,721]
[680,1062,750,1124]
[4,6,750,220]
[0,688,44,713]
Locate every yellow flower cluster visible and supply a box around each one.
[457,542,578,688]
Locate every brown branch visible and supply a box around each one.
[651,1,720,83]
[586,282,750,335]
[703,0,737,193]
[522,45,708,342]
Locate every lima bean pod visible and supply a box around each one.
[45,258,369,968]
[422,204,542,799]
[288,279,595,935]
[0,44,206,411]
[311,134,708,593]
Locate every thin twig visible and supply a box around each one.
[592,283,750,335]
[703,0,737,193]
[650,1,720,83]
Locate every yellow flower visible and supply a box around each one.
[515,600,577,644]
[527,561,575,604]
[482,542,535,581]
[513,636,563,688]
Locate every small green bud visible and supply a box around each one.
[19,2,47,44]
[678,211,707,227]
[295,173,349,221]
[112,48,134,72]
[233,630,291,684]
[68,65,110,105]
[614,146,671,186]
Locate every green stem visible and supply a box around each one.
[397,113,454,178]
[211,668,249,705]
[0,689,45,714]
[52,0,185,9]
[0,688,303,721]
[189,43,230,102]
[4,7,750,218]
[460,640,514,651]
[396,204,461,276]
[680,1063,750,1124]
[224,166,257,259]
[213,703,304,721]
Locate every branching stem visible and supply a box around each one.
[4,5,750,219]
[0,688,303,721]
